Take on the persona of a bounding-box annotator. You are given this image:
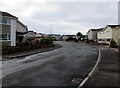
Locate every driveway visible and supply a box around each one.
[2,41,98,87]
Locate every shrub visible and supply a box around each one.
[86,40,89,44]
[89,40,94,42]
[40,37,53,45]
[119,47,120,54]
[74,40,78,42]
[110,40,117,47]
[32,39,40,45]
[22,40,31,46]
[67,37,73,41]
[26,37,35,41]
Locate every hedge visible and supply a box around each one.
[2,44,54,54]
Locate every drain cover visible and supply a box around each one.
[72,78,83,84]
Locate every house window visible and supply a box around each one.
[0,34,11,41]
[106,31,110,32]
[7,19,11,24]
[107,39,110,42]
[103,39,105,41]
[2,18,7,24]
[1,18,11,25]
[7,34,11,40]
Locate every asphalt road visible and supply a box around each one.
[2,41,98,87]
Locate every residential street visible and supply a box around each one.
[2,41,98,87]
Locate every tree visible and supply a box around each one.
[77,32,83,40]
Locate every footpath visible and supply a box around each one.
[2,44,62,61]
[82,46,119,88]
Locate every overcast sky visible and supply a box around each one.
[0,0,119,35]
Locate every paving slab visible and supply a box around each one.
[82,47,119,88]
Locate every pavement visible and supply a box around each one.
[81,46,119,88]
[2,41,98,87]
[2,43,62,60]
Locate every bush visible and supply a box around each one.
[110,40,117,48]
[89,40,94,42]
[40,37,53,45]
[74,40,78,42]
[119,47,120,53]
[32,39,40,45]
[21,40,32,46]
[2,37,54,54]
[86,40,89,44]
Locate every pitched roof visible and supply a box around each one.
[107,25,120,28]
[97,28,104,32]
[90,28,104,31]
[90,29,97,31]
[17,20,28,30]
[0,11,18,19]
[87,28,104,33]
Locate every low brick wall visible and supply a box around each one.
[2,41,11,46]
[2,44,54,54]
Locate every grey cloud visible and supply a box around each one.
[17,2,118,35]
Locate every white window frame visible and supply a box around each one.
[0,18,11,25]
[0,34,11,42]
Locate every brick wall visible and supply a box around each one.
[1,41,11,46]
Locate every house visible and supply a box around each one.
[35,33,43,39]
[118,28,120,52]
[87,28,103,41]
[0,11,18,46]
[16,20,28,44]
[48,34,62,41]
[118,30,120,54]
[0,11,34,46]
[62,35,77,41]
[98,25,120,45]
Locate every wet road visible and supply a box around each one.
[2,41,98,87]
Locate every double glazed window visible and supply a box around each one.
[0,34,11,41]
[106,31,110,32]
[107,39,110,42]
[0,17,11,25]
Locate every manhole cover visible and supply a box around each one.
[72,78,83,84]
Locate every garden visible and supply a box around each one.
[2,37,54,54]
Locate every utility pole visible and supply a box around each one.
[50,24,52,34]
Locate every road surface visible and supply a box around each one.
[2,41,98,87]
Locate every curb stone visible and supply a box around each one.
[2,44,62,60]
[77,49,101,88]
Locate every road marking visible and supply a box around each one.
[78,49,101,88]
